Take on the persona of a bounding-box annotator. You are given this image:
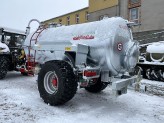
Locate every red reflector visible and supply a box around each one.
[20,68,25,73]
[84,71,97,77]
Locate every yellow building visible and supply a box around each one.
[42,0,164,44]
[43,0,119,26]
[89,0,118,13]
[44,7,89,26]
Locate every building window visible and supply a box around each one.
[67,16,70,25]
[59,19,62,24]
[85,11,89,21]
[129,0,141,8]
[75,14,79,24]
[128,0,141,24]
[129,7,139,23]
[99,14,109,20]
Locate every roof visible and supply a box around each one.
[43,7,89,23]
[0,26,26,35]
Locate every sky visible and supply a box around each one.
[0,0,88,31]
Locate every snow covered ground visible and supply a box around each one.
[0,72,164,123]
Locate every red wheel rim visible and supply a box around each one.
[52,78,58,87]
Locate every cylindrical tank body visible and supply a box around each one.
[24,17,139,75]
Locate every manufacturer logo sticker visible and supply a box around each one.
[117,43,123,51]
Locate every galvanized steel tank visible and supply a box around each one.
[24,17,139,75]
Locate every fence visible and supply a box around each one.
[133,29,164,44]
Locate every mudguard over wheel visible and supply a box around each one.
[0,56,9,79]
[38,61,77,106]
[85,77,108,93]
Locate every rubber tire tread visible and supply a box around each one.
[38,60,77,106]
[0,56,9,79]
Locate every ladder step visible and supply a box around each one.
[31,39,37,41]
[36,31,42,33]
[27,59,35,60]
[27,56,35,58]
[28,59,35,61]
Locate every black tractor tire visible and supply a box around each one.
[0,56,9,79]
[38,61,77,106]
[129,66,140,76]
[142,69,147,79]
[146,69,153,80]
[85,77,108,93]
[159,70,164,82]
[151,69,159,81]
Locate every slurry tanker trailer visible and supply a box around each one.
[24,17,140,105]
